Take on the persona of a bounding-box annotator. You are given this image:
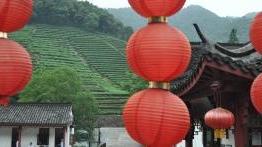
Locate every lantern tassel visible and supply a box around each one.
[214,129,226,139]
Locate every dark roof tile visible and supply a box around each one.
[0,103,73,126]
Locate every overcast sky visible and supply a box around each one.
[86,0,261,17]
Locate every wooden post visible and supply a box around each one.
[202,126,207,147]
[185,136,193,147]
[234,96,249,147]
[185,124,194,147]
[215,138,221,147]
[185,102,194,147]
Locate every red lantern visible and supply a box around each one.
[250,12,262,54]
[0,0,33,32]
[0,39,32,102]
[205,108,235,129]
[126,23,191,82]
[128,0,185,17]
[251,73,262,113]
[204,107,235,139]
[123,89,190,147]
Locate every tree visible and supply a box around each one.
[73,92,99,140]
[20,67,81,103]
[31,0,133,40]
[20,67,98,140]
[228,28,239,44]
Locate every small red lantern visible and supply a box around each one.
[0,39,32,103]
[123,89,190,147]
[128,0,185,17]
[250,12,262,54]
[0,0,33,32]
[251,73,262,113]
[204,108,235,139]
[126,23,191,82]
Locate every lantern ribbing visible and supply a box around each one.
[0,0,33,32]
[0,39,33,101]
[0,0,33,105]
[123,0,191,146]
[204,107,235,139]
[251,73,262,113]
[250,12,262,113]
[250,12,262,54]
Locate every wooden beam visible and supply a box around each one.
[206,62,254,80]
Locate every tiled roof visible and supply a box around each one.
[0,103,73,126]
[171,42,262,94]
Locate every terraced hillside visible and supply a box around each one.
[10,24,130,115]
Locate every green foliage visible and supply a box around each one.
[31,0,133,40]
[120,72,147,94]
[20,67,81,103]
[73,92,99,140]
[228,28,239,44]
[11,24,129,115]
[20,67,98,140]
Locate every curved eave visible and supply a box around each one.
[171,47,259,96]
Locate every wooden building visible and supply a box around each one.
[171,25,262,147]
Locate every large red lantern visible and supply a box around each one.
[123,89,190,147]
[126,23,191,82]
[0,39,32,102]
[128,0,185,17]
[250,12,262,54]
[251,73,262,113]
[0,0,33,32]
[204,108,235,139]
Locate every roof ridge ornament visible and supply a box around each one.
[193,23,256,58]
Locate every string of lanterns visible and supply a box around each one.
[0,0,33,105]
[250,12,262,114]
[123,0,192,146]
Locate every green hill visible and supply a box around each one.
[108,5,256,42]
[10,24,129,115]
[32,0,133,40]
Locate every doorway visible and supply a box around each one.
[55,128,65,147]
[11,128,19,147]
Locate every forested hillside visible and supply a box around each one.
[108,5,255,42]
[31,0,133,40]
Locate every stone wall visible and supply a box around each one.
[99,128,142,147]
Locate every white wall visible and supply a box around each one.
[221,130,235,147]
[100,127,142,147]
[0,127,12,147]
[49,128,55,147]
[21,127,38,147]
[65,125,71,147]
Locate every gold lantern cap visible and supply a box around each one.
[0,32,8,39]
[148,16,168,24]
[148,81,170,90]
